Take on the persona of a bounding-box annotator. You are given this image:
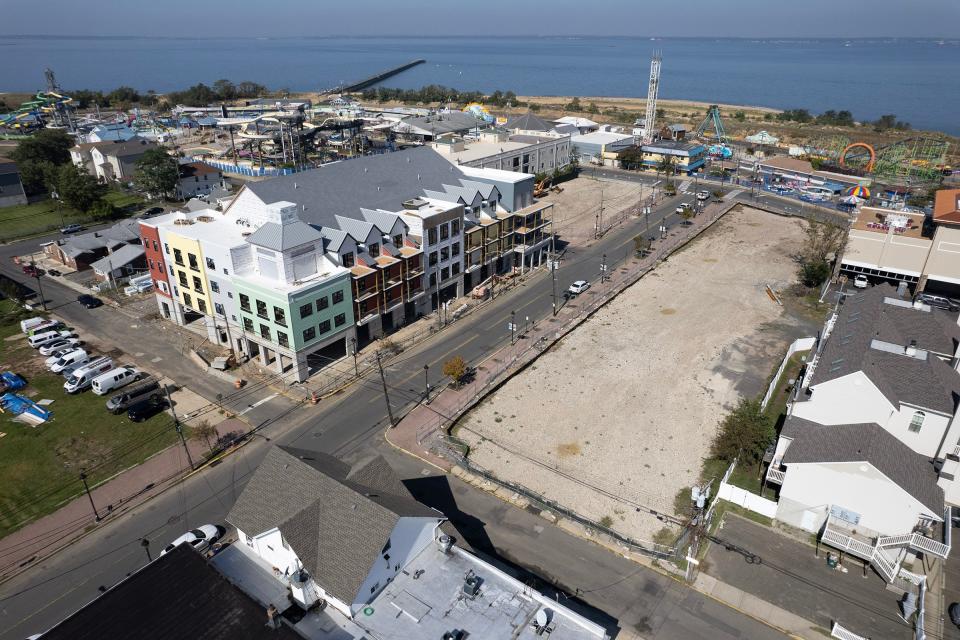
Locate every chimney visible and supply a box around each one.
[905,340,918,357]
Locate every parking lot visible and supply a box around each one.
[457,206,813,541]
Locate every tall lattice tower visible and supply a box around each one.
[642,51,662,144]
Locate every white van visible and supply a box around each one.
[64,357,114,394]
[91,366,143,396]
[27,320,63,337]
[29,330,74,349]
[20,317,46,334]
[49,349,89,373]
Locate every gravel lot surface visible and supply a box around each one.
[459,207,810,541]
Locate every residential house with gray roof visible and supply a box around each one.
[44,219,143,272]
[0,159,27,208]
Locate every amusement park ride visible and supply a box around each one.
[694,105,733,159]
[801,134,950,185]
[0,69,75,133]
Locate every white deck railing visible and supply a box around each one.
[831,622,871,640]
[766,467,785,485]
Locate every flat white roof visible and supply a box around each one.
[153,209,250,249]
[460,165,533,184]
[571,132,635,145]
[440,140,534,164]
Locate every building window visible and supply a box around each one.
[239,293,251,312]
[452,262,460,275]
[210,280,219,293]
[149,259,155,270]
[909,411,925,433]
[332,290,344,304]
[214,302,224,315]
[277,331,289,348]
[316,296,329,311]
[357,277,367,293]
[273,306,286,327]
[223,268,229,275]
[256,300,268,319]
[164,243,170,255]
[188,253,199,271]
[227,291,233,298]
[259,324,270,340]
[441,267,450,281]
[318,320,331,334]
[342,252,354,267]
[439,223,449,241]
[206,257,215,270]
[427,227,437,245]
[243,317,253,332]
[393,234,403,247]
[429,273,436,287]
[178,271,188,287]
[173,248,183,265]
[152,240,158,252]
[303,327,316,342]
[192,276,203,293]
[452,242,460,257]
[300,303,313,319]
[429,251,438,266]
[368,242,379,257]
[334,313,346,327]
[197,299,207,314]
[452,219,460,235]
[440,247,449,262]
[183,293,192,308]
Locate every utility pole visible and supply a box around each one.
[220,307,234,359]
[435,272,442,330]
[141,538,152,562]
[510,310,516,345]
[165,385,194,470]
[32,264,46,311]
[685,479,713,582]
[350,336,359,377]
[376,351,397,427]
[79,470,101,522]
[598,184,605,238]
[423,363,430,402]
[601,253,608,283]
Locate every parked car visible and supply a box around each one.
[46,269,62,277]
[63,357,114,394]
[106,380,161,414]
[949,602,960,628]
[50,349,89,374]
[60,224,84,234]
[77,295,103,309]
[21,265,42,277]
[853,275,869,289]
[567,280,590,296]
[20,317,47,333]
[696,191,711,201]
[144,207,164,216]
[160,524,225,556]
[91,366,143,396]
[25,320,64,336]
[675,202,692,214]
[28,330,74,349]
[39,338,81,356]
[45,346,82,367]
[127,395,168,422]
[917,293,960,312]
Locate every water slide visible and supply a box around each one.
[1,91,73,129]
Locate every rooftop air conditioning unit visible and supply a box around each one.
[462,570,481,598]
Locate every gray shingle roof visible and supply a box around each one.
[245,219,323,251]
[359,208,404,236]
[90,244,145,273]
[506,112,552,132]
[397,111,480,136]
[811,284,960,414]
[101,138,157,158]
[781,416,944,515]
[226,446,440,606]
[335,215,376,244]
[243,147,465,228]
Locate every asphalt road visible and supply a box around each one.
[0,182,791,639]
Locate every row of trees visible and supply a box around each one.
[360,85,523,108]
[771,107,911,131]
[66,79,269,110]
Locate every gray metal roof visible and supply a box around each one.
[335,215,376,244]
[89,244,145,273]
[244,219,323,251]
[226,446,440,606]
[781,416,944,515]
[243,147,465,228]
[810,284,960,414]
[505,112,552,132]
[397,111,480,136]
[319,226,349,252]
[359,208,405,236]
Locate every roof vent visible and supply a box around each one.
[437,534,453,554]
[905,339,918,357]
[197,215,214,223]
[462,570,481,598]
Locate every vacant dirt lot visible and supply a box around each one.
[539,174,646,246]
[458,207,811,541]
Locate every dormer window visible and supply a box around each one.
[369,243,380,257]
[909,411,925,433]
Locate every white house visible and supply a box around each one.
[226,446,443,619]
[88,138,157,182]
[176,161,226,200]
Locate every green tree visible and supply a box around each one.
[587,102,600,115]
[107,86,141,107]
[442,355,468,388]
[55,163,108,213]
[89,199,118,221]
[134,148,179,199]
[655,108,665,121]
[799,260,831,288]
[618,146,644,171]
[710,398,775,467]
[213,79,237,101]
[17,160,58,196]
[801,220,846,264]
[564,96,581,112]
[656,155,675,177]
[191,420,219,452]
[10,129,73,167]
[734,110,746,121]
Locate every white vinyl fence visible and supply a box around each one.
[761,336,816,410]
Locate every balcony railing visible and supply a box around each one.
[356,288,379,302]
[767,468,785,485]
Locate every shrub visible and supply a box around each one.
[799,260,831,288]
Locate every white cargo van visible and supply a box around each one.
[20,317,46,333]
[27,320,64,337]
[91,366,143,396]
[64,357,114,394]
[29,330,74,349]
[49,349,89,373]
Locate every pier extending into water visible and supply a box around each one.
[332,59,426,94]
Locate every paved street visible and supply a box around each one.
[0,183,809,639]
[705,514,911,639]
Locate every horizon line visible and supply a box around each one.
[1,33,956,40]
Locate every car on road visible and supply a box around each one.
[21,265,42,277]
[675,202,692,214]
[917,293,960,312]
[60,224,85,234]
[949,602,960,628]
[853,275,869,289]
[39,337,82,356]
[77,294,103,309]
[143,207,164,216]
[160,524,225,556]
[127,395,168,422]
[46,269,62,277]
[696,191,711,201]
[567,280,590,296]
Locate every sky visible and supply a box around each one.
[2,0,958,38]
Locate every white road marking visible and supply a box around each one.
[238,392,279,415]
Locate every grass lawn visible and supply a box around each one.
[0,303,175,538]
[0,188,145,242]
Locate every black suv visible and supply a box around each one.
[127,396,168,422]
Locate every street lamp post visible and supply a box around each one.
[32,263,47,311]
[141,538,152,562]
[80,470,101,522]
[350,337,358,377]
[423,364,430,401]
[601,253,608,283]
[510,310,516,345]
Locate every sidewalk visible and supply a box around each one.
[694,572,819,639]
[0,396,243,583]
